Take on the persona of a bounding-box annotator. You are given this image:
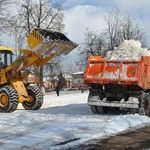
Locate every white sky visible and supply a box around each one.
[63,0,150,64]
[2,0,150,67]
[63,5,107,64]
[0,91,150,150]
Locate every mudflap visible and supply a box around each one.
[88,94,139,114]
[88,95,139,109]
[138,93,150,117]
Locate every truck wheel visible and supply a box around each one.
[144,95,150,117]
[0,86,18,112]
[90,106,98,114]
[96,106,103,113]
[22,86,43,110]
[98,106,109,113]
[90,106,108,114]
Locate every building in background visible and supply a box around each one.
[71,71,84,87]
[63,72,72,87]
[27,71,86,91]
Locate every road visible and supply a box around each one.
[70,125,150,150]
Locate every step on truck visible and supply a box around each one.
[84,56,150,116]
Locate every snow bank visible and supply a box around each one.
[0,92,150,150]
[105,40,150,61]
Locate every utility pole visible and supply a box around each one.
[14,25,19,57]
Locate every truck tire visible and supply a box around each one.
[22,86,43,110]
[0,86,18,112]
[90,106,108,114]
[144,95,150,117]
[91,106,98,114]
[98,106,109,114]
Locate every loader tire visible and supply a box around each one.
[22,86,43,110]
[0,86,18,112]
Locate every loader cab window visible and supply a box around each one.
[0,50,14,68]
[0,57,4,69]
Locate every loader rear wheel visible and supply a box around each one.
[22,86,43,110]
[0,86,18,112]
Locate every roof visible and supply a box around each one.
[0,46,14,52]
[71,71,84,75]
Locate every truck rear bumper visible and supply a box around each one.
[88,101,139,108]
[88,97,139,109]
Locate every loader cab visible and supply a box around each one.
[0,46,14,69]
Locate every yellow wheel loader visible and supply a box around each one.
[0,28,77,112]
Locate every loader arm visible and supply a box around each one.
[0,28,77,113]
[1,28,78,83]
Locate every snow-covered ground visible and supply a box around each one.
[1,91,150,150]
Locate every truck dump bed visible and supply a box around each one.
[84,56,150,90]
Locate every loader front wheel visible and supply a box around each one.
[0,86,18,112]
[22,86,43,110]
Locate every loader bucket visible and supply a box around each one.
[27,28,78,56]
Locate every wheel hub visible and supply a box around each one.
[24,95,34,106]
[0,93,8,107]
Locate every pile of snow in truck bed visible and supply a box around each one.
[105,40,150,61]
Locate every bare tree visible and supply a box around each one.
[44,57,61,75]
[120,15,146,46]
[77,9,147,70]
[104,8,126,50]
[13,0,64,44]
[104,9,146,49]
[76,29,106,70]
[0,0,13,40]
[9,0,65,87]
[34,57,61,87]
[64,63,78,73]
[0,0,11,20]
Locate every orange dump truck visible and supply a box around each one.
[84,56,150,116]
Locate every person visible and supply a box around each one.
[81,85,84,93]
[81,87,84,93]
[56,84,60,96]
